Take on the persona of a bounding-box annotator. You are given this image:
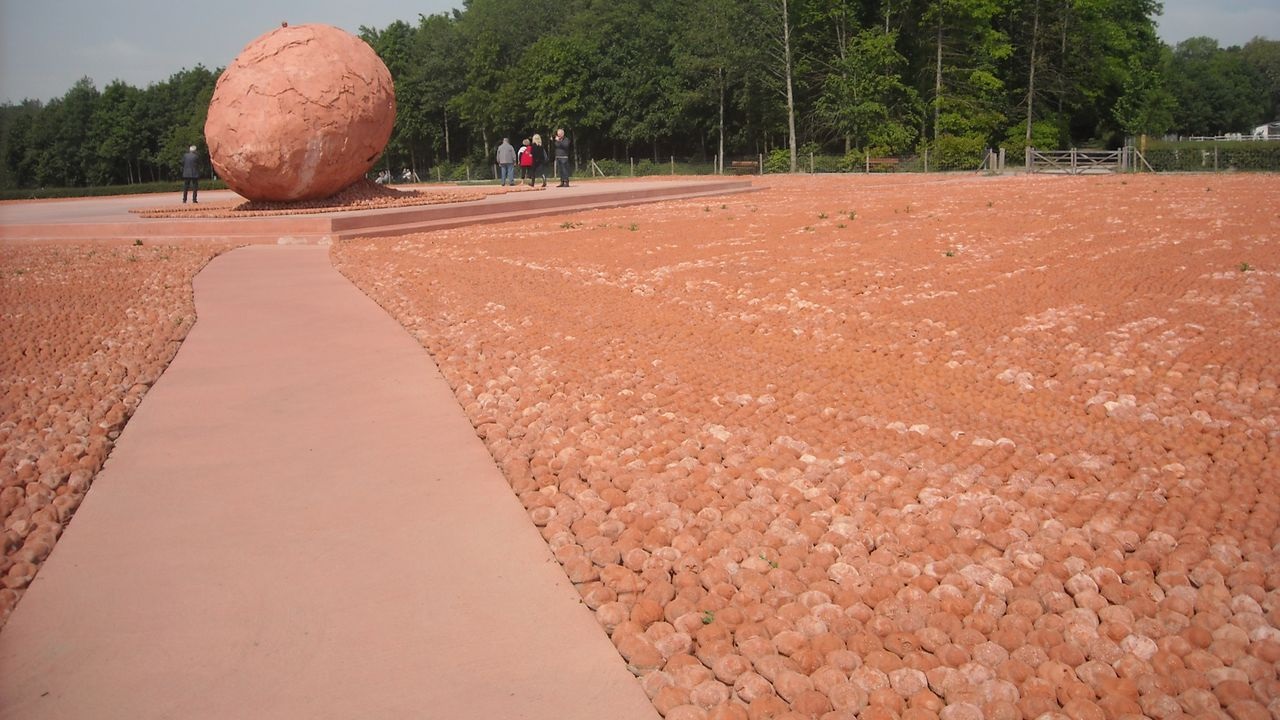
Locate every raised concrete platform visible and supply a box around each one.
[0,178,754,243]
[0,245,660,720]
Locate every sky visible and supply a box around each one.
[1156,0,1280,52]
[2,0,1278,105]
[0,0,460,104]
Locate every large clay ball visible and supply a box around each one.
[204,24,395,202]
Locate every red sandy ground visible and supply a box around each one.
[0,241,238,618]
[129,179,525,219]
[332,174,1279,720]
[2,173,1278,719]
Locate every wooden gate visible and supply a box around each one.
[1025,148,1137,174]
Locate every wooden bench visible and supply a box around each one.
[864,157,900,172]
[729,160,760,174]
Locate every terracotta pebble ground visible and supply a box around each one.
[0,240,235,624]
[0,175,1275,719]
[332,174,1279,720]
[133,179,525,219]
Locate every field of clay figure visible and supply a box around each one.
[332,173,1279,720]
[0,173,1276,719]
[0,239,237,624]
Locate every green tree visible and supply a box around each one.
[672,0,763,167]
[360,20,416,77]
[999,0,1164,145]
[160,68,217,179]
[364,13,467,169]
[5,0,1259,186]
[0,105,14,189]
[791,0,862,152]
[24,98,66,186]
[128,66,217,181]
[817,29,922,153]
[747,0,802,171]
[1063,0,1167,142]
[363,19,426,173]
[580,0,683,160]
[0,100,42,189]
[1240,37,1280,121]
[411,13,467,165]
[451,36,506,157]
[53,77,101,186]
[921,0,1012,145]
[516,34,602,138]
[87,81,143,185]
[1167,37,1268,135]
[452,0,559,159]
[1113,51,1174,137]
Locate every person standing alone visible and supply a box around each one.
[496,137,516,186]
[181,145,200,203]
[554,129,571,187]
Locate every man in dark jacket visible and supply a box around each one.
[181,146,200,203]
[554,129,571,187]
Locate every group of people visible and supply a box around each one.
[178,131,571,203]
[496,129,571,188]
[373,168,419,184]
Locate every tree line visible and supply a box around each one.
[1,68,215,189]
[2,0,1278,188]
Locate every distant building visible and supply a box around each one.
[1252,121,1280,140]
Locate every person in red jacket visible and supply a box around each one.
[518,138,534,185]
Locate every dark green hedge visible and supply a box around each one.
[0,179,228,201]
[1143,141,1280,172]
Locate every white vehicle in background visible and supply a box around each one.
[1253,121,1280,140]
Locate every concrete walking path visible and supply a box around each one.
[0,245,659,719]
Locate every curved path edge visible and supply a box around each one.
[0,245,658,720]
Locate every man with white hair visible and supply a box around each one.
[181,145,201,203]
[554,129,571,187]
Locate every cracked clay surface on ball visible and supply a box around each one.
[204,24,395,203]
